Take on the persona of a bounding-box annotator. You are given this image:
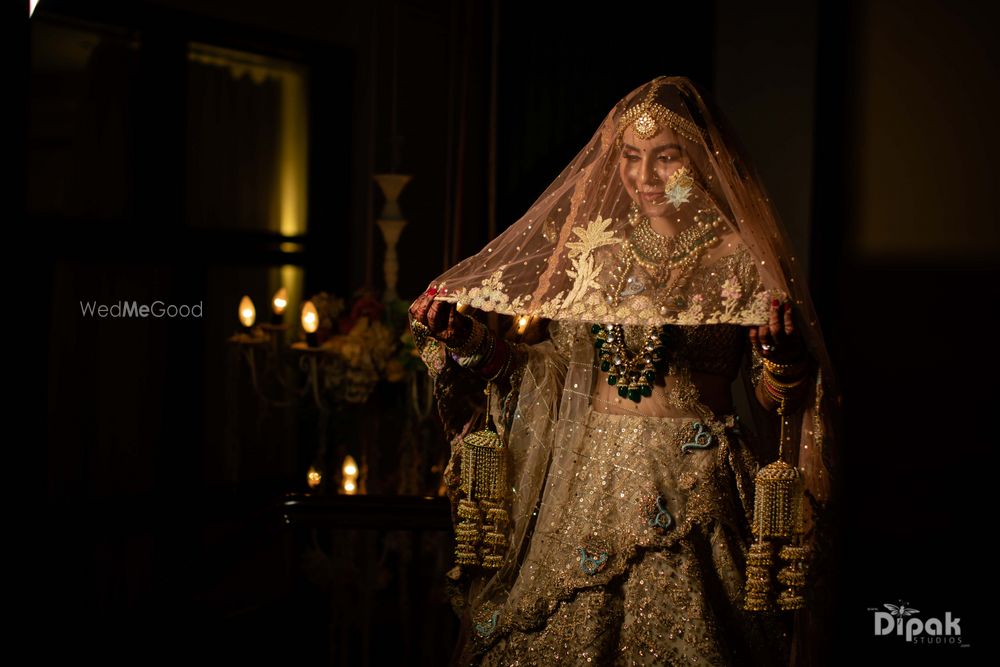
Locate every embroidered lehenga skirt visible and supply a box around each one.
[474,409,792,666]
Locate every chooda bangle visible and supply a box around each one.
[487,344,514,383]
[448,315,486,358]
[761,370,807,406]
[478,338,511,382]
[458,328,496,369]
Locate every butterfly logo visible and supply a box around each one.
[883,601,920,634]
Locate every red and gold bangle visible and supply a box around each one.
[762,369,806,405]
[762,377,787,404]
[478,338,511,382]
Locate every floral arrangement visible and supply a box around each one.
[305,289,421,404]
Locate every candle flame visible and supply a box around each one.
[238,295,256,327]
[342,455,358,478]
[301,300,319,333]
[342,455,359,495]
[306,466,322,489]
[272,287,288,314]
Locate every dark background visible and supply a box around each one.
[22,0,997,664]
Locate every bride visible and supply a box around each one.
[409,75,838,666]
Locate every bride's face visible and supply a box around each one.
[618,125,688,216]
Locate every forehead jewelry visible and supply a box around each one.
[618,78,702,143]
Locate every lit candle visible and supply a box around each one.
[343,456,358,478]
[342,455,359,495]
[516,314,531,335]
[271,287,288,325]
[306,466,322,489]
[238,295,256,332]
[301,300,319,347]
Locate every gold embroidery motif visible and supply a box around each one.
[438,225,783,328]
[562,215,621,309]
[450,269,529,312]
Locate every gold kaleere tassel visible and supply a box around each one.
[455,498,482,566]
[455,385,510,570]
[744,397,810,612]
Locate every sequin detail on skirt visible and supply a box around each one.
[475,410,792,666]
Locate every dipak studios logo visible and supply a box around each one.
[869,600,969,648]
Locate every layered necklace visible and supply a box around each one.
[592,323,672,402]
[593,213,720,404]
[611,215,720,294]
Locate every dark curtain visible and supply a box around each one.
[64,36,137,220]
[185,61,282,232]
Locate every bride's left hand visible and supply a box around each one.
[748,299,804,362]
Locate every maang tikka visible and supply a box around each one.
[616,77,703,144]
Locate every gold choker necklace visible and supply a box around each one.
[606,214,721,306]
[629,216,719,272]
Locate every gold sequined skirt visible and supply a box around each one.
[473,409,792,666]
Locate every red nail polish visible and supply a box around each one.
[772,299,779,308]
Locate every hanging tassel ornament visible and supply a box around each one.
[454,384,510,570]
[455,500,482,566]
[744,397,810,612]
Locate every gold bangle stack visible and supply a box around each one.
[763,371,805,390]
[448,316,486,358]
[447,316,505,372]
[760,355,809,408]
[458,327,496,370]
[762,357,808,379]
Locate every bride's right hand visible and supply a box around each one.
[408,287,471,347]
